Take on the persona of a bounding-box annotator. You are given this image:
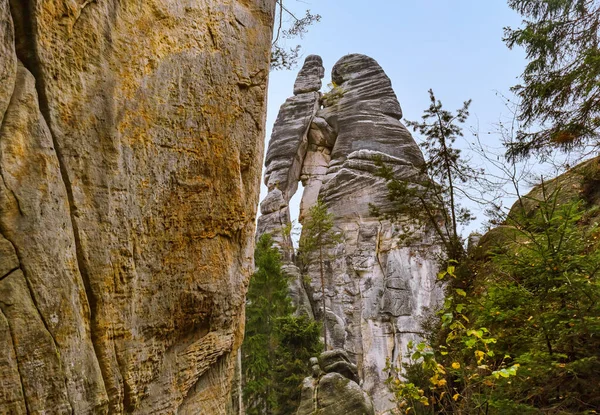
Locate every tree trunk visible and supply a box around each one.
[319,244,328,350]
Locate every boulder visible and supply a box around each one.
[296,350,374,415]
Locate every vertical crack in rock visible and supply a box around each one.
[7,0,112,405]
[0,304,29,414]
[257,53,445,413]
[0,58,75,412]
[7,0,96,321]
[390,320,398,365]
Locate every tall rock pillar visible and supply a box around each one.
[257,54,444,413]
[257,55,325,316]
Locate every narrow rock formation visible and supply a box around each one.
[0,1,276,413]
[258,54,325,317]
[257,54,444,413]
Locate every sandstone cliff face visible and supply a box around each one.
[258,54,444,413]
[0,1,275,413]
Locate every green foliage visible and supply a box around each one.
[373,89,478,263]
[243,234,292,414]
[504,0,600,158]
[386,264,520,414]
[272,315,323,415]
[243,234,323,415]
[298,199,343,350]
[387,186,600,414]
[478,183,600,411]
[321,82,345,106]
[298,199,342,266]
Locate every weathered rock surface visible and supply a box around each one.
[257,54,444,413]
[0,1,276,413]
[258,55,325,317]
[296,350,374,415]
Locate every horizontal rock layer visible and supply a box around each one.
[0,1,275,413]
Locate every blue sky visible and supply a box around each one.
[262,1,533,233]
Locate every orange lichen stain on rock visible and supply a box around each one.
[116,105,154,146]
[57,100,79,129]
[112,7,194,101]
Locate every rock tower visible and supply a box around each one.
[257,54,444,413]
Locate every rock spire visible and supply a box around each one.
[257,53,444,413]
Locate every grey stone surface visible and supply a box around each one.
[260,55,326,270]
[322,54,425,172]
[260,187,287,215]
[265,92,321,196]
[316,373,374,415]
[296,377,318,415]
[257,53,444,414]
[0,1,277,413]
[294,55,325,95]
[296,351,374,415]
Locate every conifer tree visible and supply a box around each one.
[273,315,322,415]
[373,89,478,263]
[243,234,322,415]
[243,234,292,414]
[477,183,600,412]
[298,199,342,350]
[504,0,600,158]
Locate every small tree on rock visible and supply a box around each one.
[298,198,343,350]
[373,89,479,264]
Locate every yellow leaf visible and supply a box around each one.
[452,362,461,369]
[437,379,447,387]
[452,393,460,401]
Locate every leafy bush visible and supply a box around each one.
[387,185,600,414]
